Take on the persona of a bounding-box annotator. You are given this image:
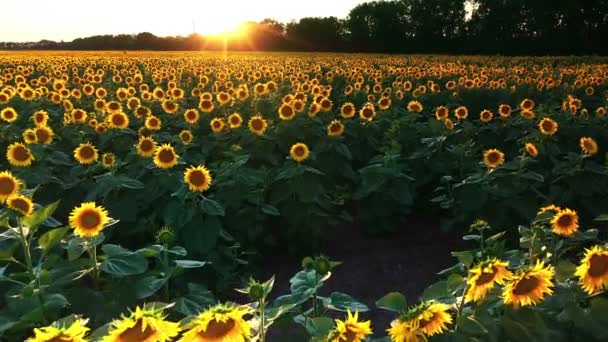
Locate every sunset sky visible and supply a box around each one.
[2,0,370,42]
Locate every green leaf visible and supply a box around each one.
[22,200,60,231]
[422,280,448,300]
[66,234,105,261]
[305,317,334,337]
[174,283,216,316]
[199,197,225,216]
[322,292,369,312]
[594,214,608,222]
[376,292,407,312]
[555,259,576,282]
[38,227,69,253]
[174,260,208,269]
[101,250,148,277]
[134,276,167,299]
[502,315,534,341]
[451,251,474,268]
[457,315,489,336]
[261,204,280,216]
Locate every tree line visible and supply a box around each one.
[2,0,607,55]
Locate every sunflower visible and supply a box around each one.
[102,153,116,168]
[341,103,356,119]
[181,304,251,342]
[73,143,99,165]
[162,100,179,114]
[327,120,345,137]
[199,99,215,113]
[106,101,122,114]
[538,118,558,136]
[465,259,512,303]
[210,118,226,133]
[23,129,37,144]
[359,104,376,122]
[278,103,296,121]
[483,149,504,169]
[102,305,179,342]
[502,261,554,308]
[0,171,21,203]
[26,318,89,342]
[551,208,579,237]
[248,115,268,136]
[415,302,452,336]
[136,136,158,158]
[580,137,598,155]
[0,107,18,123]
[108,112,130,129]
[387,320,426,342]
[525,143,538,157]
[7,142,34,167]
[479,110,493,123]
[154,144,178,169]
[520,98,535,111]
[145,115,162,131]
[328,310,372,342]
[290,143,310,163]
[32,110,49,126]
[134,105,152,119]
[498,104,512,118]
[69,202,110,238]
[217,92,231,105]
[454,106,468,120]
[444,118,455,130]
[227,113,243,129]
[576,245,608,295]
[184,165,212,192]
[319,97,333,112]
[407,101,423,113]
[435,106,449,121]
[179,130,194,145]
[7,194,33,216]
[32,126,53,145]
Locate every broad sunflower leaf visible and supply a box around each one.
[38,227,69,253]
[101,250,148,277]
[376,292,407,312]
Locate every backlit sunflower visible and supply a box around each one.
[102,305,179,342]
[7,142,34,167]
[328,310,372,342]
[502,261,554,308]
[444,118,454,130]
[435,106,449,121]
[290,143,310,162]
[69,202,110,238]
[407,101,423,113]
[538,118,558,135]
[525,143,538,157]
[378,97,391,111]
[479,110,493,123]
[228,113,243,129]
[184,109,201,125]
[359,104,376,122]
[101,153,116,168]
[154,144,178,169]
[498,104,512,118]
[180,130,193,145]
[210,118,226,133]
[580,137,598,155]
[26,318,89,342]
[483,149,504,169]
[454,106,468,120]
[520,98,535,111]
[465,258,512,303]
[576,245,608,295]
[184,165,212,192]
[73,143,99,165]
[327,120,345,137]
[0,171,21,203]
[278,103,296,121]
[136,136,158,158]
[107,112,130,129]
[341,103,356,119]
[551,208,579,237]
[248,115,268,136]
[7,194,33,216]
[0,107,18,123]
[181,304,251,342]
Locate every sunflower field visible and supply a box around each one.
[1,51,608,341]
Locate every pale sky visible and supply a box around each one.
[2,0,370,42]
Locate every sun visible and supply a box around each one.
[196,19,249,38]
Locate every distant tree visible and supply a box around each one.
[285,17,345,51]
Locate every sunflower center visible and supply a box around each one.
[475,268,497,286]
[584,141,595,151]
[79,147,95,159]
[187,112,196,120]
[12,146,30,161]
[158,149,175,163]
[556,214,573,229]
[199,318,235,338]
[294,146,305,157]
[343,106,353,115]
[513,275,540,295]
[251,119,263,130]
[330,124,340,133]
[0,178,16,195]
[588,254,608,278]
[10,198,29,213]
[140,140,154,152]
[281,106,293,117]
[112,114,126,126]
[487,152,500,163]
[80,210,101,230]
[4,111,14,119]
[36,129,50,143]
[188,170,206,186]
[418,313,437,329]
[149,119,158,127]
[117,319,157,342]
[542,121,553,131]
[362,108,373,118]
[343,325,358,342]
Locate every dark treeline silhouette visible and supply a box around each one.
[2,0,607,55]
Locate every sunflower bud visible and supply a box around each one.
[156,226,176,246]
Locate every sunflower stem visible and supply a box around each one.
[455,283,469,330]
[163,245,170,301]
[259,299,267,342]
[17,218,48,324]
[89,240,100,289]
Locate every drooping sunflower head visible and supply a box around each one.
[465,258,512,303]
[73,143,99,165]
[102,305,180,342]
[248,115,268,136]
[329,310,373,342]
[444,118,455,130]
[184,165,212,192]
[290,143,310,163]
[502,261,555,308]
[69,202,110,238]
[26,318,89,342]
[483,149,504,169]
[414,302,452,337]
[537,204,561,217]
[0,170,22,203]
[387,319,426,342]
[154,144,179,169]
[580,137,598,155]
[7,194,34,216]
[7,142,35,167]
[525,143,538,157]
[327,120,345,137]
[181,304,252,342]
[575,245,608,295]
[551,208,579,237]
[538,118,558,136]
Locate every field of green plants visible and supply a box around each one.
[1,52,608,341]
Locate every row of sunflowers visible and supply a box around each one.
[1,52,608,340]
